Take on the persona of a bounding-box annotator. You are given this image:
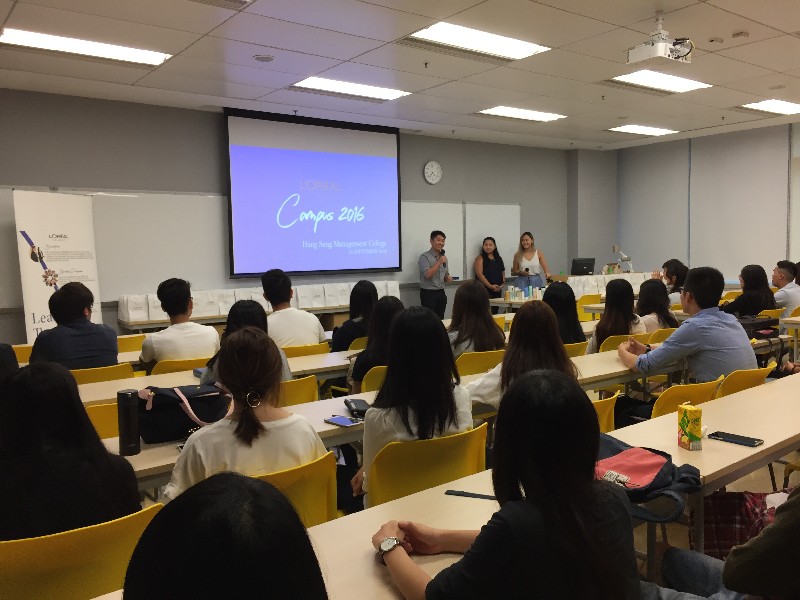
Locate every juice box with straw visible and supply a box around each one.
[678,403,702,451]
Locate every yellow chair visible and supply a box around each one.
[456,349,505,376]
[362,365,387,393]
[492,314,506,331]
[592,391,619,433]
[577,293,602,322]
[648,328,677,344]
[715,363,776,399]
[0,504,162,600]
[85,403,119,439]
[564,341,588,357]
[721,290,743,302]
[348,336,368,350]
[758,308,784,320]
[256,452,340,527]
[367,423,488,506]
[71,363,134,385]
[281,342,330,358]
[670,303,683,311]
[650,377,723,418]
[598,332,651,353]
[151,357,210,375]
[11,344,32,364]
[117,334,146,353]
[770,287,778,294]
[790,306,800,318]
[278,375,319,407]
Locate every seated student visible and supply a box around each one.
[447,281,505,359]
[140,278,219,370]
[654,259,689,305]
[0,343,19,382]
[29,282,117,370]
[200,300,290,385]
[542,281,586,344]
[125,472,328,600]
[619,267,757,384]
[371,370,640,600]
[331,280,378,352]
[350,296,404,394]
[350,307,472,507]
[0,363,139,541]
[464,300,577,409]
[586,279,646,354]
[720,264,776,317]
[772,260,800,325]
[637,279,679,332]
[261,269,326,348]
[162,327,325,502]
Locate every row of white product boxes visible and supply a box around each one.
[118,281,401,323]
[564,272,650,299]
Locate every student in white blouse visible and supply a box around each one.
[351,306,473,507]
[635,280,679,333]
[162,326,326,502]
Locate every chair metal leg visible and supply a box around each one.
[768,463,778,492]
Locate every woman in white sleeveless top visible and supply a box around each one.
[512,232,551,289]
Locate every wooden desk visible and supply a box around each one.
[288,350,357,381]
[583,303,689,321]
[780,315,800,360]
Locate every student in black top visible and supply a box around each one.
[473,237,505,312]
[720,264,776,317]
[447,281,505,359]
[371,370,640,600]
[0,343,18,382]
[331,280,378,352]
[542,281,586,344]
[350,296,404,393]
[0,362,140,541]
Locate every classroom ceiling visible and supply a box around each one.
[2,0,800,150]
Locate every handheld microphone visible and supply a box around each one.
[439,249,446,267]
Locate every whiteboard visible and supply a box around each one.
[400,202,464,283]
[464,203,520,279]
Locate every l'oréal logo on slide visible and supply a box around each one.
[300,180,342,191]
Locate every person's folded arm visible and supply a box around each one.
[634,324,696,376]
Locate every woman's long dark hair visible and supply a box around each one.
[500,301,576,390]
[594,279,636,350]
[542,282,585,344]
[373,306,459,440]
[636,279,679,328]
[479,236,505,271]
[492,371,624,600]
[208,300,268,369]
[448,281,505,352]
[349,280,378,321]
[362,296,404,366]
[740,264,776,309]
[663,259,688,295]
[217,327,283,446]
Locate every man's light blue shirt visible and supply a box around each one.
[636,307,757,383]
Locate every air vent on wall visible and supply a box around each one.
[285,86,387,104]
[189,0,252,10]
[396,37,514,67]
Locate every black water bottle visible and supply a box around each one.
[117,389,140,456]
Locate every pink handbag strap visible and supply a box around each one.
[173,387,234,427]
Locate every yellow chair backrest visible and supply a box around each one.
[256,452,339,527]
[492,314,506,331]
[758,308,784,319]
[455,349,505,376]
[564,341,588,357]
[281,342,330,358]
[71,363,134,385]
[367,423,487,506]
[576,294,602,322]
[592,391,618,433]
[151,357,210,375]
[0,504,162,600]
[791,306,800,318]
[117,334,146,353]
[11,344,32,364]
[721,290,743,302]
[649,328,677,344]
[279,375,318,407]
[598,332,650,353]
[362,365,387,393]
[651,377,723,418]
[85,403,119,439]
[670,303,683,311]
[348,336,368,350]
[715,363,776,399]
[770,287,778,294]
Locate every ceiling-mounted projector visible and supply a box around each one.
[626,12,693,66]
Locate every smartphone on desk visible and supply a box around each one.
[324,415,362,428]
[708,431,764,447]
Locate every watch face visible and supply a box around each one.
[380,537,399,553]
[424,160,442,184]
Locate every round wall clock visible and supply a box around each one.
[423,160,442,185]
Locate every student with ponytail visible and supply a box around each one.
[162,327,326,501]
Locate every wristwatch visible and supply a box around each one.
[378,537,402,563]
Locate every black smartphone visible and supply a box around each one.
[344,398,370,419]
[708,431,764,447]
[324,415,362,428]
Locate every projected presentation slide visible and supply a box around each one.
[227,114,401,276]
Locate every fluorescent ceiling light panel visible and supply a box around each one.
[410,22,549,60]
[479,106,566,122]
[609,124,678,136]
[0,28,171,65]
[741,99,800,115]
[612,69,711,93]
[293,76,410,100]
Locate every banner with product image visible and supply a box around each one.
[13,190,102,343]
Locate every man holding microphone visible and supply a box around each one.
[418,230,452,318]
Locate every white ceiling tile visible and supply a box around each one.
[136,70,275,100]
[724,73,800,102]
[0,46,152,84]
[210,12,385,60]
[152,56,302,89]
[449,0,617,48]
[357,0,485,20]
[718,35,800,73]
[706,0,800,35]
[653,52,772,85]
[532,0,700,27]
[6,2,201,54]
[245,0,434,42]
[420,80,533,104]
[562,27,648,63]
[314,61,447,92]
[352,43,497,80]
[389,92,495,115]
[260,88,386,112]
[461,66,574,95]
[17,0,236,34]
[673,85,766,109]
[656,107,769,131]
[512,49,629,82]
